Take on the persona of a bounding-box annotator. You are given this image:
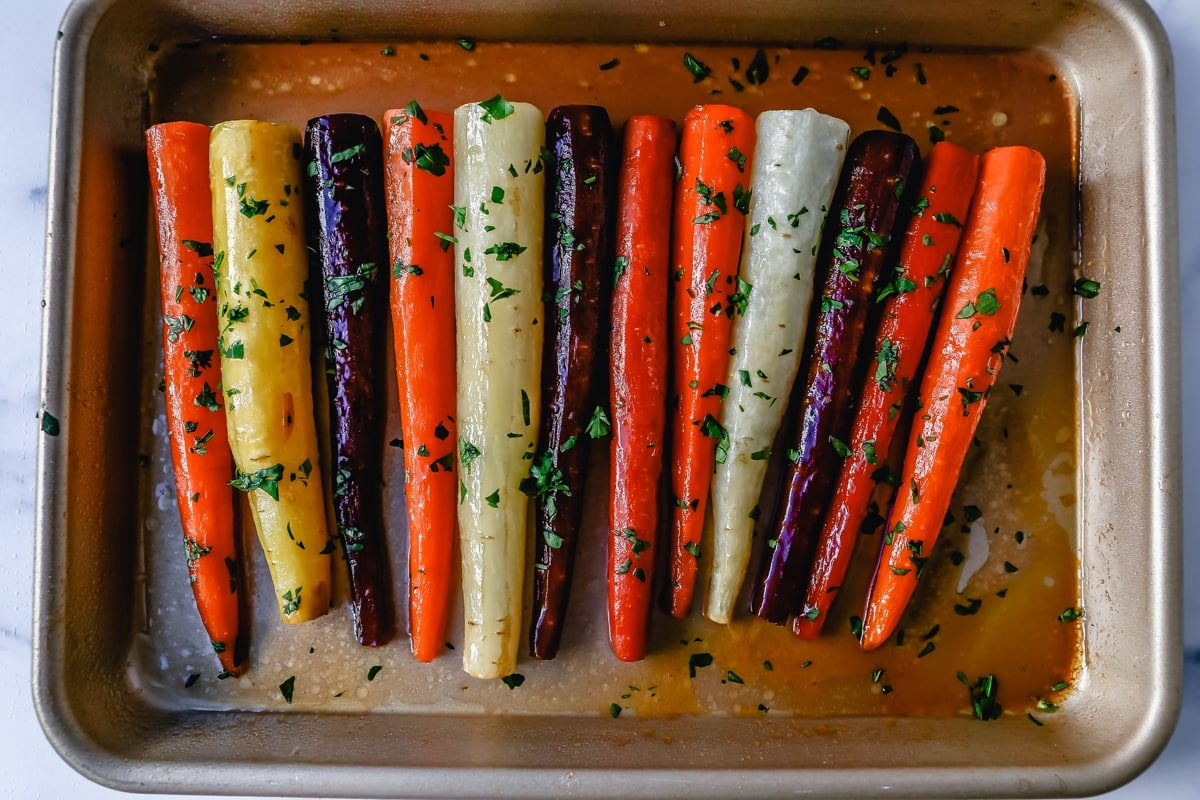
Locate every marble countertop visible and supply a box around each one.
[3,0,1197,797]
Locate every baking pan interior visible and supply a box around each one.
[34,0,1180,797]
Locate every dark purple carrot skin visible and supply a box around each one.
[304,114,395,646]
[529,106,615,659]
[753,130,920,624]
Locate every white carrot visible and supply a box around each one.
[705,109,850,624]
[453,97,545,679]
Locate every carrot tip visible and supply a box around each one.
[791,618,821,640]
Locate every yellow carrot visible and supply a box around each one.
[209,120,332,624]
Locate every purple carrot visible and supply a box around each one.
[304,114,394,646]
[528,105,615,659]
[753,130,920,624]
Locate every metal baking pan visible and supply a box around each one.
[34,0,1181,796]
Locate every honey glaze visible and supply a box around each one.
[136,39,1079,720]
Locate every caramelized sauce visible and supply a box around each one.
[136,39,1079,721]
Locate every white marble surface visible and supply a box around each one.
[3,0,1197,797]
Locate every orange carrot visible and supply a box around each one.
[383,102,457,663]
[794,142,979,639]
[859,146,1046,651]
[665,105,755,619]
[146,121,244,676]
[608,115,676,661]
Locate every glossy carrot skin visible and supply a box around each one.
[608,115,675,662]
[753,131,920,624]
[305,114,394,646]
[794,142,979,639]
[860,146,1046,651]
[211,121,333,624]
[147,122,245,675]
[453,99,546,679]
[530,106,615,659]
[383,104,457,663]
[666,105,755,619]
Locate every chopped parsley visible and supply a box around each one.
[1073,278,1101,298]
[181,239,213,258]
[586,405,611,438]
[519,450,570,520]
[959,672,1001,721]
[484,242,526,261]
[460,440,482,472]
[40,411,60,436]
[403,142,450,176]
[687,652,714,678]
[325,262,378,315]
[478,95,515,124]
[745,48,769,85]
[230,463,284,500]
[876,106,902,132]
[683,52,712,82]
[957,288,1001,319]
[829,435,852,458]
[700,414,730,464]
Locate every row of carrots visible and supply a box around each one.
[146,97,1044,681]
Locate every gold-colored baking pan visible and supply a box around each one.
[35,0,1181,795]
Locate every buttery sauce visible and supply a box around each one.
[135,39,1080,721]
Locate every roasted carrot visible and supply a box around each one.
[304,114,394,646]
[608,115,675,662]
[529,105,615,660]
[665,104,755,619]
[753,130,920,624]
[860,146,1046,651]
[146,122,245,676]
[383,102,457,663]
[706,109,850,625]
[794,141,979,639]
[210,120,332,624]
[453,97,545,679]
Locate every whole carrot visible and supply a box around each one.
[210,120,332,624]
[665,105,755,619]
[383,101,457,663]
[453,97,545,679]
[753,130,919,624]
[305,114,394,646]
[608,115,675,662]
[146,122,245,676]
[794,141,979,639]
[860,146,1046,651]
[529,105,615,660]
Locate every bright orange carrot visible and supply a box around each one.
[383,101,457,663]
[859,146,1046,651]
[608,115,676,661]
[794,142,979,639]
[146,121,244,676]
[665,105,755,619]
